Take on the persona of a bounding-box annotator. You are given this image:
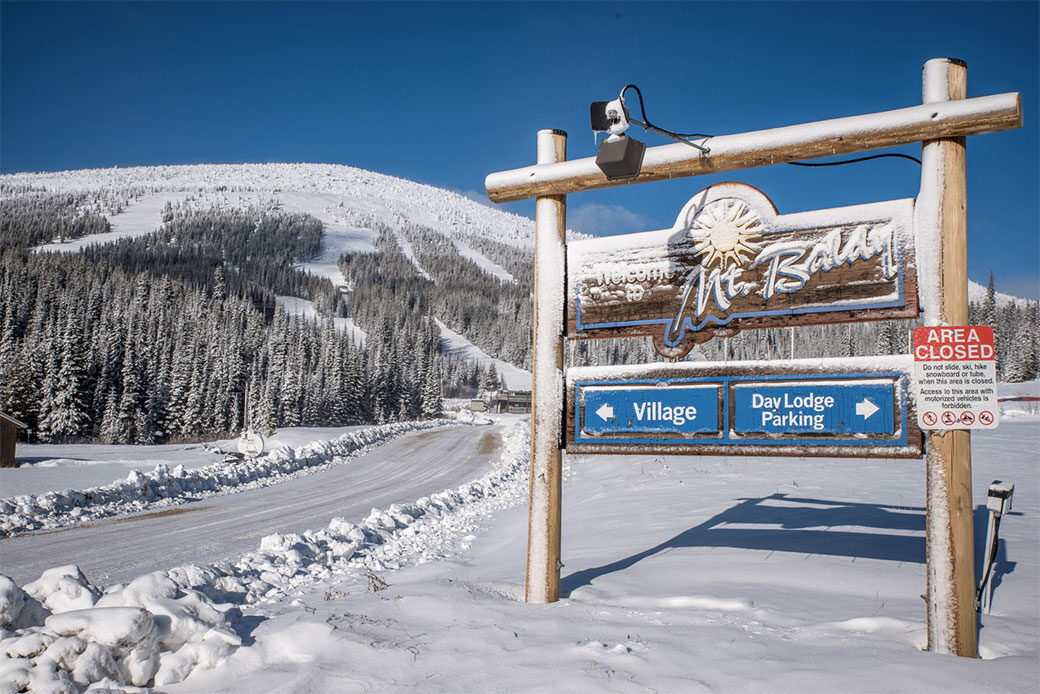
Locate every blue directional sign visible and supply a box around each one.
[732,382,895,435]
[582,385,720,436]
[569,369,915,456]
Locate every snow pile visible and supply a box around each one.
[0,419,455,538]
[1,569,241,691]
[0,422,529,693]
[452,408,493,425]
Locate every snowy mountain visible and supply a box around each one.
[3,162,537,250]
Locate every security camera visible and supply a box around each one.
[591,96,644,179]
[590,98,631,139]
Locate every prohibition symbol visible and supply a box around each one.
[941,411,957,426]
[922,411,938,426]
[960,411,976,426]
[979,411,994,426]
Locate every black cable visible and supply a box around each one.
[617,84,922,166]
[974,514,1002,612]
[621,84,712,139]
[788,153,922,167]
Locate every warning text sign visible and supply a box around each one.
[913,326,999,430]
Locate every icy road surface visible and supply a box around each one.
[0,423,504,587]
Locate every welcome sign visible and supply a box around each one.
[566,183,919,357]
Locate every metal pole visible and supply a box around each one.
[526,129,567,603]
[920,57,978,658]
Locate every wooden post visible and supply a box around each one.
[920,57,978,657]
[526,129,566,603]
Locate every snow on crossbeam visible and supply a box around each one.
[485,92,1022,202]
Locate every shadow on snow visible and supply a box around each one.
[562,494,1017,597]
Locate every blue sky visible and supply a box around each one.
[2,1,1037,298]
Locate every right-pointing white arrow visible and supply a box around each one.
[596,403,614,421]
[856,398,879,419]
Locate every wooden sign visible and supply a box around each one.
[566,183,918,357]
[566,355,922,458]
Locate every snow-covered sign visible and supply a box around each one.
[237,430,265,459]
[566,355,922,458]
[567,183,918,358]
[913,326,999,430]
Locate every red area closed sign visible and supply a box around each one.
[913,326,995,361]
[913,326,998,430]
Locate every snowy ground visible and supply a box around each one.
[171,417,1040,694]
[2,398,1037,692]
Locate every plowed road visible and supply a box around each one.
[1,423,504,587]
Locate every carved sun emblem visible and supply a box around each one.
[688,199,763,269]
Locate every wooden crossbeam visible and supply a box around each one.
[486,92,1021,203]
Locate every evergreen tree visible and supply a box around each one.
[38,308,90,440]
[480,364,500,395]
[115,330,145,443]
[981,272,997,328]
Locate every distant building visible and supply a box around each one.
[0,412,27,468]
[486,390,532,414]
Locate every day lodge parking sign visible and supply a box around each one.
[566,357,922,458]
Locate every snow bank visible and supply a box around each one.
[0,422,529,693]
[1,570,240,691]
[0,419,455,539]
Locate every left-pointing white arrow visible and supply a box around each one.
[596,403,614,421]
[856,399,879,419]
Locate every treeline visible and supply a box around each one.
[0,248,447,444]
[970,274,1039,382]
[0,193,112,247]
[82,203,336,312]
[693,274,1038,383]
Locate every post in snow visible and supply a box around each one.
[526,129,567,603]
[918,57,978,658]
